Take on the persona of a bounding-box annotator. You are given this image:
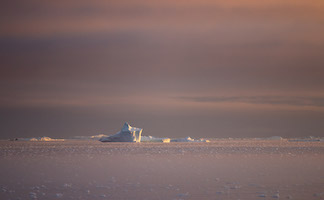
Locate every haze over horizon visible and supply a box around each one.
[1,0,324,139]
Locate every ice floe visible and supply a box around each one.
[30,137,64,141]
[12,136,64,141]
[171,137,210,143]
[7,122,209,143]
[141,136,171,143]
[265,136,284,141]
[71,134,108,140]
[288,136,321,142]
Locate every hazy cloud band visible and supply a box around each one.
[178,96,324,107]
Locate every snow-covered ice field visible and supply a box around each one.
[1,140,324,200]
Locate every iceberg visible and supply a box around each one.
[69,134,108,140]
[171,137,195,142]
[99,122,142,142]
[265,136,284,141]
[22,137,64,141]
[170,137,210,142]
[141,136,171,143]
[91,134,108,139]
[198,138,210,143]
[288,136,321,142]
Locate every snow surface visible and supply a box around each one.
[1,140,324,200]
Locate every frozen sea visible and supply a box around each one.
[1,140,324,200]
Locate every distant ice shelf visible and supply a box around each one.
[141,136,171,143]
[11,136,64,141]
[10,123,323,143]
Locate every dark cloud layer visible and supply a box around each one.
[179,96,324,107]
[0,0,324,139]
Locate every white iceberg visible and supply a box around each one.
[91,134,108,139]
[265,136,284,141]
[171,137,195,142]
[141,136,171,143]
[288,136,321,142]
[99,122,142,142]
[24,137,64,141]
[198,138,210,143]
[170,137,210,142]
[69,134,108,140]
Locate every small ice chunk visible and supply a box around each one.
[314,193,324,197]
[272,192,280,198]
[177,192,189,198]
[258,194,266,197]
[230,185,241,189]
[266,136,284,140]
[56,193,63,198]
[1,186,7,192]
[29,192,37,199]
[63,183,72,188]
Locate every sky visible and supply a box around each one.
[1,0,324,139]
